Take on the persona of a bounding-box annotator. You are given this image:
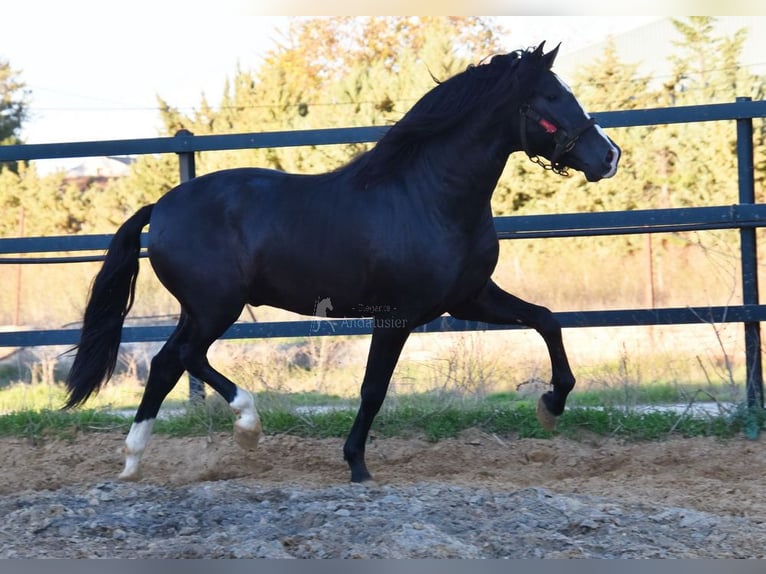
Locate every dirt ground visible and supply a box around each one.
[2,430,765,524]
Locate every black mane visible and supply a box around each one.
[349,47,545,188]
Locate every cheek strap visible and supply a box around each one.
[519,104,596,176]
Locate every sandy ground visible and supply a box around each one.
[2,430,765,524]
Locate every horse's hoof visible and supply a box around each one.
[350,478,379,488]
[234,419,262,452]
[536,396,558,431]
[349,467,374,484]
[118,452,142,481]
[118,469,141,482]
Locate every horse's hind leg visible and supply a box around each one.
[119,303,261,480]
[120,315,188,480]
[449,280,575,431]
[182,353,262,452]
[178,305,262,452]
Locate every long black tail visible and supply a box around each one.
[64,204,155,409]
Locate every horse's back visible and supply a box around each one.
[145,166,370,314]
[148,167,309,246]
[144,164,496,320]
[154,167,287,214]
[145,168,289,297]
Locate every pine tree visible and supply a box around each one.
[108,16,507,212]
[0,59,30,174]
[491,37,654,217]
[661,17,766,209]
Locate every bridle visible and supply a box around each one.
[519,104,596,176]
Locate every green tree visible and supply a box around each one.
[94,16,507,226]
[0,59,30,173]
[75,17,766,237]
[0,60,76,236]
[667,17,755,105]
[660,17,766,209]
[491,37,655,217]
[0,164,87,236]
[572,38,672,215]
[493,18,766,216]
[152,17,506,176]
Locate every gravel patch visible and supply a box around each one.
[2,480,764,558]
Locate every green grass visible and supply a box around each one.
[0,408,130,440]
[0,388,762,443]
[487,381,743,408]
[555,405,745,440]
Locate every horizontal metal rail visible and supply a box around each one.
[0,127,389,162]
[2,305,764,349]
[1,100,765,163]
[1,98,765,409]
[3,204,766,264]
[494,204,766,239]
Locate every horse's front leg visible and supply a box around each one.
[449,280,575,430]
[344,325,411,482]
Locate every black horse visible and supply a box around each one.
[64,43,620,483]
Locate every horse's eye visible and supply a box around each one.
[545,94,558,102]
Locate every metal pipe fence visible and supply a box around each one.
[1,98,765,407]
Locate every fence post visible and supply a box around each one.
[175,129,205,405]
[736,97,764,411]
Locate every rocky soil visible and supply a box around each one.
[2,431,765,558]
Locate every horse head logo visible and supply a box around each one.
[310,297,335,333]
[315,297,334,318]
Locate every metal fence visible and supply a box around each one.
[2,98,766,408]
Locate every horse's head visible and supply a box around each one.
[517,42,620,182]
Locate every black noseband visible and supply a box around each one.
[519,104,596,176]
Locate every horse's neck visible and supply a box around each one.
[423,116,519,221]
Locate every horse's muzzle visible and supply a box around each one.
[585,139,621,182]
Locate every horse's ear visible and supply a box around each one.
[542,43,561,69]
[532,41,546,57]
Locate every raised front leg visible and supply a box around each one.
[344,326,411,482]
[450,280,575,430]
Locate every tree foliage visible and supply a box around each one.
[497,18,766,220]
[86,16,506,222]
[0,59,29,174]
[0,164,87,236]
[1,16,765,239]
[154,17,506,177]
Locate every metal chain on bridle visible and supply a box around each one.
[519,104,596,176]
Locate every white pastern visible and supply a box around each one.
[119,419,156,480]
[230,388,260,431]
[230,388,262,451]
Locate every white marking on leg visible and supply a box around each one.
[119,419,155,480]
[230,388,260,431]
[230,388,262,451]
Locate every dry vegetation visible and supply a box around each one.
[0,230,754,415]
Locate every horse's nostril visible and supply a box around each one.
[600,147,620,179]
[605,149,620,169]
